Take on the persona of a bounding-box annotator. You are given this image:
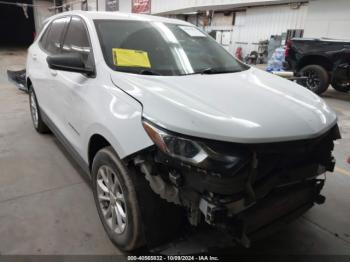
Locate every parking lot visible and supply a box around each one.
[0,48,349,255]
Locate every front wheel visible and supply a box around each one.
[92,147,145,251]
[298,65,330,94]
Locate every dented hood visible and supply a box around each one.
[110,67,337,143]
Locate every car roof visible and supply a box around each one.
[49,10,192,26]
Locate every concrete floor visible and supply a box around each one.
[0,49,350,255]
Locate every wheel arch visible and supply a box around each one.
[88,134,112,170]
[297,55,333,72]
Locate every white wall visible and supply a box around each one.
[230,3,308,56]
[119,0,132,12]
[97,0,131,12]
[33,0,55,32]
[151,0,306,14]
[70,0,97,11]
[211,12,234,27]
[304,0,350,39]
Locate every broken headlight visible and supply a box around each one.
[142,120,208,164]
[142,120,249,173]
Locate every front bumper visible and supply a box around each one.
[135,124,340,247]
[199,179,324,247]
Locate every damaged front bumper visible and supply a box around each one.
[7,69,27,92]
[132,123,341,247]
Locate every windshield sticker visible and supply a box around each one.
[179,26,206,37]
[112,48,151,68]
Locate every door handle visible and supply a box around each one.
[50,69,57,77]
[32,54,37,61]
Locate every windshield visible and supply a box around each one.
[94,20,249,76]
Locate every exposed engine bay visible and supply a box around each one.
[130,122,341,248]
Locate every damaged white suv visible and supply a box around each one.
[26,11,340,251]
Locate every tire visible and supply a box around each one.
[298,65,330,94]
[28,86,50,133]
[92,147,145,251]
[332,72,350,93]
[332,81,350,92]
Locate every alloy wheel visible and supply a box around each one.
[96,165,127,234]
[303,70,321,92]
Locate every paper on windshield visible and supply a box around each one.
[112,48,151,68]
[179,26,206,37]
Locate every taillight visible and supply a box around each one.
[285,40,292,58]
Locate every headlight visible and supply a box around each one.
[142,120,208,164]
[142,120,250,174]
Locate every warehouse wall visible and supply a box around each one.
[70,0,131,12]
[230,3,308,56]
[151,0,306,14]
[33,0,53,33]
[304,0,350,39]
[70,0,97,11]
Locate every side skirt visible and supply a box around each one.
[40,109,91,180]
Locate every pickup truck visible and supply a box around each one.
[285,38,350,94]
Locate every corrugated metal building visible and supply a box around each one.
[229,3,308,54]
[30,0,350,58]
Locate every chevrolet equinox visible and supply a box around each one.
[26,11,340,251]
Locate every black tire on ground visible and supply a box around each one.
[92,147,145,251]
[332,78,350,93]
[298,65,330,95]
[28,86,50,133]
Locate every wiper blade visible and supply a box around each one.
[199,68,240,74]
[139,69,162,75]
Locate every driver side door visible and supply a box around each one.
[50,16,96,155]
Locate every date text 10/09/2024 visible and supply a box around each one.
[127,256,220,261]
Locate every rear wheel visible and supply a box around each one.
[332,80,350,92]
[332,67,350,93]
[298,65,330,94]
[28,86,50,133]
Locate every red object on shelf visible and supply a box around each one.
[347,156,350,164]
[235,47,243,61]
[285,40,292,58]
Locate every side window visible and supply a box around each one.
[39,24,51,50]
[46,17,69,54]
[62,16,93,67]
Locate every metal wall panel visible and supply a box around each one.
[231,4,308,56]
[151,0,306,14]
[304,0,350,39]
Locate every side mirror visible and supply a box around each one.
[46,53,94,77]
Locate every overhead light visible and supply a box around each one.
[182,11,198,15]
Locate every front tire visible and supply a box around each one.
[29,86,50,133]
[298,65,330,94]
[92,147,145,251]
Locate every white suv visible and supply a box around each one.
[26,11,340,251]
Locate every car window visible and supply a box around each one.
[62,16,93,67]
[46,17,70,54]
[39,24,51,50]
